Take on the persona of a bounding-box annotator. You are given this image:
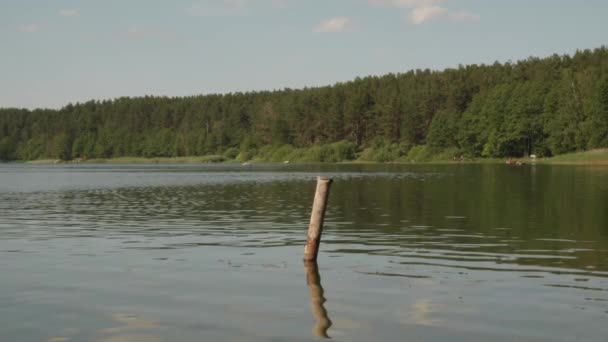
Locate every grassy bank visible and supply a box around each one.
[19,147,608,165]
[26,159,62,164]
[541,149,608,165]
[25,155,230,164]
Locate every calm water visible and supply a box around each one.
[1,163,607,342]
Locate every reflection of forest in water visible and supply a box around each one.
[1,164,607,342]
[327,165,608,272]
[3,164,606,274]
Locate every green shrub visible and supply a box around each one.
[403,145,432,162]
[248,141,357,163]
[358,141,409,162]
[300,145,322,162]
[236,150,255,162]
[199,155,226,163]
[223,147,239,159]
[325,140,357,162]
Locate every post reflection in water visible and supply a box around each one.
[304,261,333,338]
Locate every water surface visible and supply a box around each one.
[1,163,607,341]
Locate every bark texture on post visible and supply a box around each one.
[304,261,332,338]
[303,177,333,262]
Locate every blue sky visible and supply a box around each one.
[1,0,607,109]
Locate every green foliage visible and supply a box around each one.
[403,145,433,162]
[1,46,608,162]
[52,133,72,160]
[251,140,357,162]
[236,150,255,162]
[320,140,357,162]
[427,110,459,152]
[0,137,12,160]
[587,78,608,147]
[358,140,410,162]
[198,155,227,163]
[223,147,239,160]
[544,148,608,164]
[255,144,296,162]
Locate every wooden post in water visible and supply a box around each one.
[304,177,333,262]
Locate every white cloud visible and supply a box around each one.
[313,17,352,33]
[59,9,79,17]
[410,5,447,24]
[369,0,479,25]
[16,24,43,33]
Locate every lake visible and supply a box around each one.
[1,163,607,342]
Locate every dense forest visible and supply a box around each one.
[1,47,608,162]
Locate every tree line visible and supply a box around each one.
[1,47,607,162]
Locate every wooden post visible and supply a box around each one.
[304,261,332,338]
[304,177,333,262]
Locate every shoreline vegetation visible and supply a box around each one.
[1,47,608,164]
[16,148,608,166]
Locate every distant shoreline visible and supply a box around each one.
[8,148,607,166]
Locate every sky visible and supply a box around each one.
[1,0,607,109]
